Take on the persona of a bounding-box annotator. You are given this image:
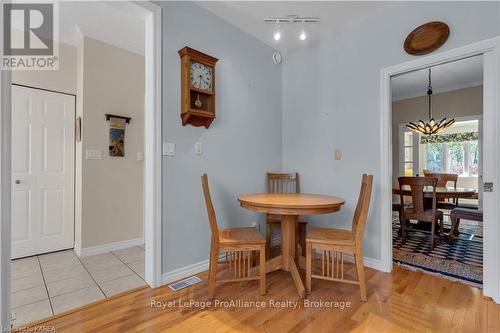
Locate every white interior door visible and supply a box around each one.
[11,85,75,259]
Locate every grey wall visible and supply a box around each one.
[281,2,500,261]
[160,2,282,273]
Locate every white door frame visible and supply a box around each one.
[132,1,162,288]
[380,37,500,302]
[0,1,162,328]
[0,1,12,329]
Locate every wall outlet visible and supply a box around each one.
[251,221,260,231]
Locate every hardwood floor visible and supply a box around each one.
[15,263,500,333]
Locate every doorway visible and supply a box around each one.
[1,1,162,329]
[380,37,500,303]
[390,56,484,285]
[11,85,76,259]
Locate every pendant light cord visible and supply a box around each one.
[427,68,433,120]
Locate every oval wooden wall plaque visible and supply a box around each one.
[404,21,450,56]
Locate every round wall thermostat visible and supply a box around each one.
[272,52,282,64]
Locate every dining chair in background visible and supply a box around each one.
[398,176,444,250]
[201,174,266,298]
[305,174,373,301]
[423,170,459,210]
[266,172,308,258]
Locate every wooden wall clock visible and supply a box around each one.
[178,47,219,128]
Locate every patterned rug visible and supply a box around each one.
[392,213,483,285]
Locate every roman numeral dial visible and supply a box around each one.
[190,61,213,92]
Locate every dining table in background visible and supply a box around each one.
[392,186,477,200]
[238,193,345,297]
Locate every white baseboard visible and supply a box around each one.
[161,254,226,286]
[272,237,385,272]
[162,259,210,285]
[342,253,385,272]
[161,252,385,287]
[73,238,144,258]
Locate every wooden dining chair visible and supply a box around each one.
[423,171,459,210]
[266,172,308,258]
[305,174,373,301]
[202,174,266,298]
[398,176,444,250]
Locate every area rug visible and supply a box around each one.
[392,213,483,285]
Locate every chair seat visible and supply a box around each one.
[457,203,479,210]
[403,208,443,222]
[267,214,307,224]
[450,208,483,222]
[306,227,355,246]
[219,227,265,245]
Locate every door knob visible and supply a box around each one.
[15,180,20,184]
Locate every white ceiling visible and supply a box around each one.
[57,1,146,55]
[391,55,483,101]
[196,1,384,51]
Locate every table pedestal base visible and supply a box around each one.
[248,215,307,297]
[260,255,305,298]
[261,215,305,297]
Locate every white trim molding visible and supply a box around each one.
[73,238,144,258]
[162,260,211,286]
[380,37,500,302]
[0,83,11,329]
[161,253,385,287]
[0,2,12,327]
[161,253,225,285]
[133,1,162,288]
[342,254,386,272]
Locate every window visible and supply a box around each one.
[399,128,419,177]
[403,131,414,176]
[469,140,479,176]
[422,120,480,177]
[425,142,443,172]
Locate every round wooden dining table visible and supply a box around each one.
[238,193,345,297]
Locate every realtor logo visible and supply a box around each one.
[2,3,58,70]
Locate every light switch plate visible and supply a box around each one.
[195,142,202,155]
[163,143,175,156]
[86,149,103,160]
[137,152,144,161]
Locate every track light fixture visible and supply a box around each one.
[265,15,319,42]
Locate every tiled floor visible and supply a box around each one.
[11,245,146,327]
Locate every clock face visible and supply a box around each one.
[190,61,213,91]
